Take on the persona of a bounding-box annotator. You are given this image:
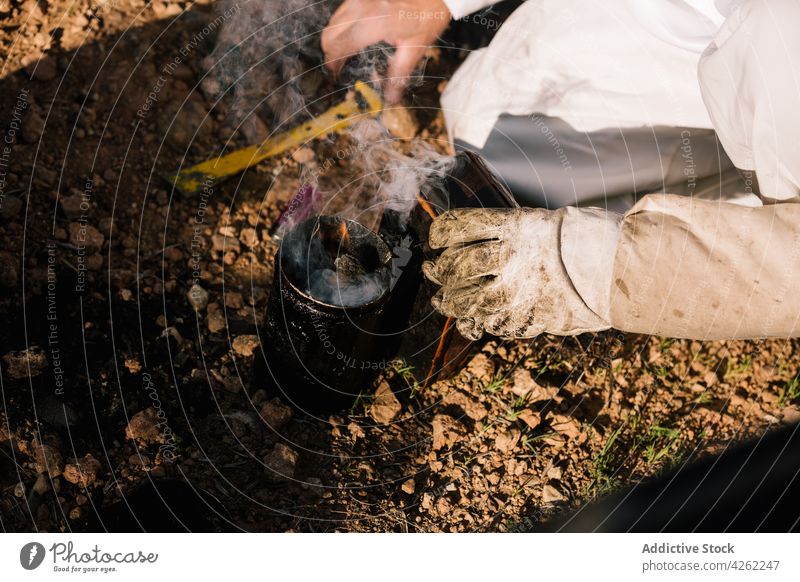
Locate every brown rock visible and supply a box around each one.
[68,222,105,252]
[30,436,63,477]
[510,368,557,401]
[431,414,467,451]
[206,303,226,333]
[542,483,566,503]
[239,228,259,248]
[232,334,259,357]
[260,398,293,429]
[370,381,402,424]
[22,107,45,143]
[401,478,415,494]
[517,409,541,430]
[380,106,418,140]
[63,454,102,487]
[443,390,487,421]
[495,428,521,453]
[211,234,240,253]
[59,192,89,220]
[466,353,494,380]
[2,346,47,379]
[291,146,316,165]
[224,291,244,309]
[264,443,299,480]
[782,407,800,424]
[187,284,208,311]
[125,408,165,445]
[550,414,582,439]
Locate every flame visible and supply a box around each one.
[417,195,437,220]
[338,220,350,248]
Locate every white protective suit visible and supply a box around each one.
[439,0,800,339]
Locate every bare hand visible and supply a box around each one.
[321,0,451,103]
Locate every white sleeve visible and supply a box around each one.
[442,0,499,20]
[698,0,800,202]
[607,194,800,340]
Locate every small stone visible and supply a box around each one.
[128,453,151,467]
[401,478,415,494]
[550,414,582,439]
[68,222,105,252]
[232,334,259,357]
[2,346,47,379]
[187,283,209,311]
[264,443,299,480]
[466,353,494,380]
[510,368,553,399]
[517,409,541,430]
[30,437,63,477]
[239,227,259,248]
[221,376,241,393]
[495,428,521,453]
[124,357,142,374]
[542,483,566,503]
[13,481,25,498]
[369,381,401,424]
[68,506,83,520]
[782,407,800,424]
[22,108,45,143]
[207,303,226,333]
[75,494,88,506]
[211,234,240,253]
[380,106,418,140]
[124,408,165,445]
[259,398,293,429]
[431,414,467,451]
[421,492,434,510]
[62,454,102,487]
[32,473,49,495]
[224,291,244,309]
[443,390,487,421]
[291,146,316,165]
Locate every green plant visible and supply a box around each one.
[483,374,506,394]
[589,425,624,495]
[725,354,753,379]
[644,425,681,467]
[394,361,421,399]
[778,375,800,407]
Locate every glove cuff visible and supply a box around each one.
[559,207,623,325]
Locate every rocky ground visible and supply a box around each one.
[1,0,800,533]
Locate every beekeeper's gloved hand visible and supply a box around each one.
[422,207,622,340]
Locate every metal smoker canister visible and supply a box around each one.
[380,150,520,388]
[258,215,393,412]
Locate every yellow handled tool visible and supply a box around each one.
[165,81,383,195]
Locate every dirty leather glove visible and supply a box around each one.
[422,207,616,340]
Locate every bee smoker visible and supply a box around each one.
[380,150,520,389]
[258,215,394,412]
[256,151,517,412]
